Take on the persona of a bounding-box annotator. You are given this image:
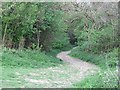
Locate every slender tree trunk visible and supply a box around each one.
[37,30,40,49]
[3,24,7,45]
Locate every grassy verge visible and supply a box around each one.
[2,48,63,68]
[69,47,118,88]
[72,70,118,88]
[2,48,63,87]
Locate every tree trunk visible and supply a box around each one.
[3,24,7,45]
[37,30,40,49]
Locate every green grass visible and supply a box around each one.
[73,70,118,88]
[2,48,63,88]
[69,47,118,88]
[2,48,63,68]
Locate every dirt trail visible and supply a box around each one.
[56,50,100,76]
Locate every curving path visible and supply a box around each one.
[56,49,100,78]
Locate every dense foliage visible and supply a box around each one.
[2,2,69,51]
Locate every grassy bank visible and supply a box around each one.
[2,48,63,69]
[2,48,63,87]
[69,47,118,88]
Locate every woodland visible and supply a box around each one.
[0,2,119,88]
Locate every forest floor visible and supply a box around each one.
[2,48,100,88]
